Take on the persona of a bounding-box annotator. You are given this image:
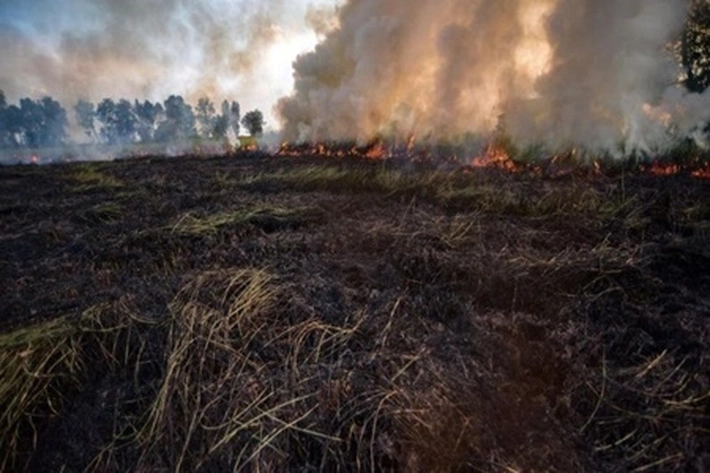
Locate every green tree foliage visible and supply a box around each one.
[155,95,196,142]
[195,98,216,139]
[241,109,265,137]
[219,100,241,138]
[133,100,163,143]
[96,98,140,144]
[41,97,68,147]
[0,91,7,147]
[74,100,96,140]
[212,114,230,140]
[230,101,241,137]
[19,99,44,148]
[96,99,121,144]
[115,99,137,142]
[2,92,246,148]
[683,0,710,93]
[13,97,68,148]
[3,105,22,148]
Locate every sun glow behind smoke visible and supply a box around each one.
[514,0,554,93]
[0,0,340,131]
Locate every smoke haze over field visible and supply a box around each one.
[278,0,710,153]
[3,0,710,154]
[0,0,340,130]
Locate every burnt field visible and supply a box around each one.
[1,153,709,472]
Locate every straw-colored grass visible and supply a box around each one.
[69,164,124,192]
[0,305,156,471]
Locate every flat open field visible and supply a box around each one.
[1,153,709,472]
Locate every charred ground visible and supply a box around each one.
[0,153,709,472]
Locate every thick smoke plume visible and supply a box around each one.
[278,0,708,154]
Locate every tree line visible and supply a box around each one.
[0,92,266,150]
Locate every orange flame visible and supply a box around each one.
[276,141,391,160]
[644,162,710,179]
[365,142,386,160]
[470,144,519,172]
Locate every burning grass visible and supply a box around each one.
[0,153,709,471]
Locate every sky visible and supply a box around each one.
[0,0,342,131]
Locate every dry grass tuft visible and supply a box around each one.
[0,304,156,471]
[69,164,124,192]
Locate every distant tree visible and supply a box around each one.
[114,99,137,142]
[0,91,7,148]
[134,100,162,143]
[155,95,196,142]
[0,91,17,149]
[11,97,68,148]
[74,100,97,141]
[96,98,119,144]
[40,96,68,147]
[3,104,22,148]
[683,0,710,93]
[212,113,230,140]
[241,109,265,137]
[195,97,216,139]
[230,101,241,137]
[19,98,44,148]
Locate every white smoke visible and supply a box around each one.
[0,0,334,124]
[278,0,708,154]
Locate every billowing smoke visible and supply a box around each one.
[278,0,707,154]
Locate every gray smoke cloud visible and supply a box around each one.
[278,0,709,154]
[0,0,331,118]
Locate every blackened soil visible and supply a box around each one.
[1,153,709,472]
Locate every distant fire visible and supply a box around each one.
[645,162,710,179]
[277,141,391,160]
[470,144,519,172]
[365,142,386,160]
[647,162,682,176]
[273,139,710,181]
[691,168,710,179]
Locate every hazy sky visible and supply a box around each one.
[0,0,342,130]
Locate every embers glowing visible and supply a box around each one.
[691,168,710,179]
[645,162,710,179]
[648,162,682,176]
